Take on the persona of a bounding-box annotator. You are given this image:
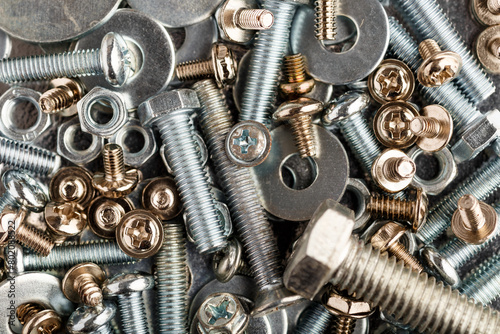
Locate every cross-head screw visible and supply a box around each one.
[368,59,415,104]
[49,166,94,208]
[417,39,463,87]
[373,101,419,149]
[371,149,416,193]
[409,105,453,152]
[62,262,106,307]
[44,201,87,244]
[197,292,250,334]
[225,120,271,167]
[39,78,84,116]
[16,303,62,334]
[67,300,116,334]
[279,53,315,99]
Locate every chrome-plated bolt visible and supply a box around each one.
[314,0,338,41]
[62,263,106,307]
[0,170,48,214]
[67,301,116,334]
[294,303,333,334]
[417,39,462,87]
[0,32,135,87]
[196,293,250,334]
[16,303,62,334]
[460,252,500,306]
[39,78,84,115]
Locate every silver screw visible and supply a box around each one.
[0,32,134,87]
[194,79,302,317]
[67,301,116,334]
[294,303,333,334]
[225,120,272,167]
[196,293,250,334]
[460,252,500,306]
[0,170,48,214]
[314,0,338,41]
[393,0,495,104]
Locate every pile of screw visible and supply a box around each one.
[0,0,500,333]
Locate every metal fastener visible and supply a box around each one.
[16,303,62,334]
[373,101,419,149]
[212,238,251,283]
[44,201,87,244]
[279,54,315,100]
[294,303,333,334]
[460,252,500,306]
[367,59,415,104]
[471,0,500,26]
[475,25,500,75]
[39,78,84,116]
[410,105,453,152]
[196,292,250,334]
[67,301,116,334]
[62,263,106,307]
[225,120,272,167]
[371,149,416,193]
[314,0,338,41]
[49,166,94,207]
[88,196,134,239]
[0,170,48,214]
[417,39,462,87]
[142,177,182,220]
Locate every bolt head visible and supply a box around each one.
[225,120,272,167]
[273,97,324,121]
[211,43,238,87]
[322,285,374,319]
[102,272,155,297]
[45,201,87,241]
[49,167,94,207]
[417,51,462,87]
[197,293,249,334]
[88,196,133,239]
[100,32,134,87]
[67,301,116,333]
[368,59,415,104]
[370,222,406,252]
[322,90,370,126]
[2,171,48,212]
[212,238,243,283]
[22,309,62,334]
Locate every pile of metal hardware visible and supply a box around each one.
[1,0,500,333]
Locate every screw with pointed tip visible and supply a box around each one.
[16,303,62,334]
[67,301,116,334]
[62,263,106,307]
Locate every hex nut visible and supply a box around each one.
[88,196,134,239]
[322,286,374,319]
[142,177,182,220]
[197,292,249,334]
[367,59,415,104]
[225,120,272,167]
[344,178,371,233]
[57,116,104,165]
[49,166,95,208]
[373,101,419,149]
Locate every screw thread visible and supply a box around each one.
[289,116,316,158]
[388,242,424,273]
[488,0,500,14]
[0,49,102,84]
[368,195,416,222]
[410,116,441,138]
[0,192,17,213]
[314,0,338,41]
[239,0,297,124]
[383,157,415,181]
[95,325,114,334]
[16,224,54,257]
[16,303,44,325]
[461,253,500,306]
[331,239,500,333]
[23,240,136,270]
[176,59,214,82]
[419,39,442,59]
[283,54,307,83]
[117,293,149,334]
[155,222,188,334]
[40,81,82,114]
[458,195,486,230]
[194,79,283,289]
[332,316,356,334]
[155,112,227,254]
[102,144,126,182]
[236,9,274,30]
[76,275,103,307]
[294,303,333,334]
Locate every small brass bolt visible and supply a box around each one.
[371,149,416,193]
[16,303,62,334]
[367,59,415,104]
[488,0,500,14]
[39,78,84,116]
[417,39,463,87]
[279,54,316,99]
[409,105,453,152]
[62,262,106,307]
[476,25,500,74]
[451,194,498,244]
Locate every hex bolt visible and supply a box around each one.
[196,293,250,334]
[175,43,237,88]
[393,0,495,103]
[0,32,135,87]
[45,201,87,244]
[314,0,337,41]
[417,39,462,87]
[93,143,140,199]
[409,105,453,152]
[284,200,500,333]
[62,263,106,307]
[452,195,498,244]
[67,301,116,334]
[273,97,324,158]
[194,79,302,316]
[370,222,424,273]
[371,149,416,193]
[294,303,333,334]
[416,157,500,244]
[39,78,84,115]
[225,120,272,167]
[460,252,500,306]
[139,89,227,255]
[155,221,189,333]
[212,238,252,283]
[367,59,415,104]
[103,273,155,334]
[16,303,62,334]
[279,54,316,99]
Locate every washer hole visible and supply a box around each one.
[280,153,318,190]
[9,98,39,130]
[123,129,146,154]
[415,152,441,181]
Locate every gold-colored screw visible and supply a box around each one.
[488,0,500,14]
[44,201,87,244]
[92,143,141,199]
[62,262,106,307]
[314,0,338,41]
[371,149,416,193]
[417,39,462,87]
[409,105,453,152]
[451,194,498,244]
[16,303,62,334]
[39,78,84,115]
[279,54,316,99]
[370,222,424,273]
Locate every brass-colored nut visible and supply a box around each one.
[62,262,106,307]
[141,177,182,220]
[88,196,134,239]
[470,0,500,26]
[373,101,419,149]
[116,209,164,259]
[321,285,374,319]
[417,39,462,87]
[367,59,415,104]
[410,105,453,152]
[371,149,416,193]
[370,221,406,252]
[475,25,500,74]
[49,166,95,208]
[45,201,87,244]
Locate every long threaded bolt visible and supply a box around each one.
[39,79,84,114]
[294,303,333,334]
[155,222,189,333]
[314,0,338,41]
[0,32,134,87]
[16,303,62,334]
[460,252,500,306]
[194,79,301,316]
[393,0,495,103]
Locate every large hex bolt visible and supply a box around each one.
[138,89,228,255]
[284,200,500,333]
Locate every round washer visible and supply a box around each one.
[252,125,348,221]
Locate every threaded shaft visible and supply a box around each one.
[95,325,114,334]
[194,79,282,289]
[0,192,17,213]
[40,81,81,114]
[393,0,495,104]
[155,112,227,255]
[314,0,337,41]
[461,253,500,306]
[368,195,416,222]
[76,275,103,307]
[102,144,126,182]
[155,222,188,334]
[23,240,136,270]
[332,316,356,334]
[488,0,500,14]
[117,293,149,334]
[388,17,483,136]
[388,242,424,273]
[236,9,274,30]
[16,303,44,325]
[331,239,500,333]
[419,39,442,59]
[383,157,415,181]
[410,116,441,138]
[283,54,307,83]
[0,49,102,84]
[239,0,297,125]
[16,224,54,257]
[176,59,214,82]
[458,195,486,230]
[0,136,60,175]
[417,157,500,244]
[289,116,316,158]
[294,303,333,334]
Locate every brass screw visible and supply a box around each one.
[371,149,416,193]
[93,143,141,199]
[372,101,419,149]
[409,105,453,152]
[367,59,415,104]
[49,166,95,208]
[62,262,106,307]
[39,78,84,116]
[314,0,338,41]
[488,0,500,14]
[141,177,182,221]
[451,194,498,244]
[88,196,134,239]
[16,303,62,334]
[417,39,463,87]
[475,25,500,74]
[44,201,87,244]
[279,54,315,99]
[176,43,238,87]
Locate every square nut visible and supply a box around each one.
[284,200,355,300]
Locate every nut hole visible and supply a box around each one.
[67,124,94,152]
[89,99,115,125]
[414,152,440,181]
[123,129,146,154]
[8,98,39,130]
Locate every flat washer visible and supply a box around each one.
[252,125,348,221]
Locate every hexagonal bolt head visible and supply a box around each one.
[321,285,374,319]
[197,293,250,334]
[417,39,462,87]
[370,221,406,252]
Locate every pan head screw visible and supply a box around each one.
[368,59,415,104]
[62,262,106,307]
[226,120,272,167]
[417,39,462,87]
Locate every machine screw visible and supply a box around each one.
[294,303,333,334]
[176,43,237,88]
[16,303,62,334]
[141,177,182,221]
[0,170,48,214]
[194,79,302,317]
[155,221,189,334]
[372,101,419,149]
[88,196,133,239]
[314,0,338,41]
[460,252,500,306]
[103,273,155,334]
[212,238,252,283]
[367,59,415,104]
[196,292,250,334]
[417,39,462,87]
[279,53,316,99]
[49,166,94,207]
[93,143,141,199]
[393,0,495,103]
[0,32,135,87]
[44,201,87,244]
[62,262,106,307]
[475,25,500,75]
[67,301,116,334]
[370,222,424,273]
[409,105,453,152]
[39,78,84,115]
[225,120,272,167]
[371,149,416,193]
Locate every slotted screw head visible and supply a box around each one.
[368,59,415,104]
[225,120,272,167]
[417,39,463,87]
[100,32,135,87]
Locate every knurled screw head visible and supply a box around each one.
[197,292,250,334]
[62,262,106,307]
[141,177,182,220]
[417,39,463,87]
[225,120,272,167]
[373,101,419,149]
[368,59,415,104]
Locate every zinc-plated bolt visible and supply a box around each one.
[314,0,338,41]
[39,78,84,115]
[416,157,500,244]
[393,0,495,103]
[0,170,48,215]
[196,293,250,334]
[62,263,106,307]
[67,301,116,334]
[194,79,302,317]
[294,303,333,334]
[279,54,316,99]
[417,39,462,87]
[176,43,237,88]
[460,252,500,306]
[0,32,135,87]
[155,221,189,333]
[16,303,62,334]
[451,195,498,244]
[212,238,252,283]
[371,149,416,193]
[103,273,154,334]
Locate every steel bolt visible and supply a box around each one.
[62,263,106,307]
[39,78,84,115]
[225,120,272,167]
[460,252,500,306]
[16,303,62,334]
[294,303,333,334]
[417,39,462,87]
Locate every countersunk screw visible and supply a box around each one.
[279,54,316,99]
[371,149,416,194]
[39,78,84,115]
[62,262,106,307]
[417,39,462,87]
[212,238,252,283]
[370,222,424,273]
[196,293,250,334]
[460,252,500,306]
[294,303,333,334]
[67,301,116,334]
[0,32,135,87]
[176,43,237,88]
[225,120,272,167]
[452,194,498,244]
[16,303,62,334]
[93,143,141,199]
[314,0,338,41]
